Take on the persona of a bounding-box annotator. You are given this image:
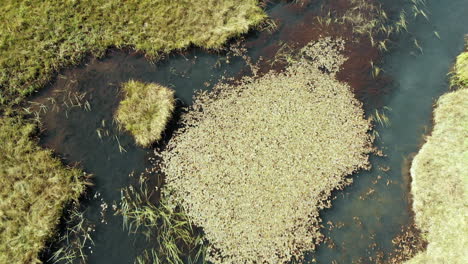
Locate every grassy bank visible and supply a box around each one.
[0,115,85,264]
[404,47,468,264]
[115,80,175,147]
[161,38,373,263]
[0,1,265,262]
[0,0,265,105]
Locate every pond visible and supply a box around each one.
[30,0,467,263]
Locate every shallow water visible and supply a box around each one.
[313,0,468,263]
[30,0,468,263]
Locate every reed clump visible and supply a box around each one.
[0,0,266,105]
[119,180,206,264]
[115,80,175,147]
[0,115,85,264]
[404,54,467,263]
[161,38,373,264]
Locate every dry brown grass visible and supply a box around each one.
[160,38,373,263]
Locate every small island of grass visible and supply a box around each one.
[115,80,175,147]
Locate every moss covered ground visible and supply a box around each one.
[0,115,85,264]
[405,47,468,264]
[116,80,175,147]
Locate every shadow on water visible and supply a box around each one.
[28,0,468,263]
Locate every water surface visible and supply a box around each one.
[31,0,468,263]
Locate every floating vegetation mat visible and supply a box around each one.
[160,38,374,263]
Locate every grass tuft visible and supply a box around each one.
[450,38,468,89]
[115,80,175,147]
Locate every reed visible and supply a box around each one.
[404,43,467,264]
[404,87,467,264]
[370,106,392,127]
[115,80,175,147]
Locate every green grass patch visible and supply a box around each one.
[115,80,175,147]
[404,86,467,263]
[0,115,85,264]
[450,40,468,88]
[0,1,265,261]
[0,0,266,105]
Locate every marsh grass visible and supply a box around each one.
[0,114,86,264]
[404,68,467,262]
[115,80,175,147]
[370,106,392,128]
[0,0,265,106]
[119,177,207,264]
[450,39,468,88]
[0,2,266,261]
[46,202,95,264]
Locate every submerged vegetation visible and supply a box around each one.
[161,38,373,263]
[119,178,206,264]
[405,47,468,264]
[0,1,265,262]
[0,115,86,264]
[0,0,265,105]
[115,80,175,147]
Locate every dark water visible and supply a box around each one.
[31,49,247,264]
[30,0,468,263]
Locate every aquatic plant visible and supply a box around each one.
[0,0,266,106]
[0,115,86,264]
[119,179,206,264]
[115,80,175,147]
[370,106,392,127]
[161,38,374,263]
[404,84,467,261]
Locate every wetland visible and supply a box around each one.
[1,0,467,263]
